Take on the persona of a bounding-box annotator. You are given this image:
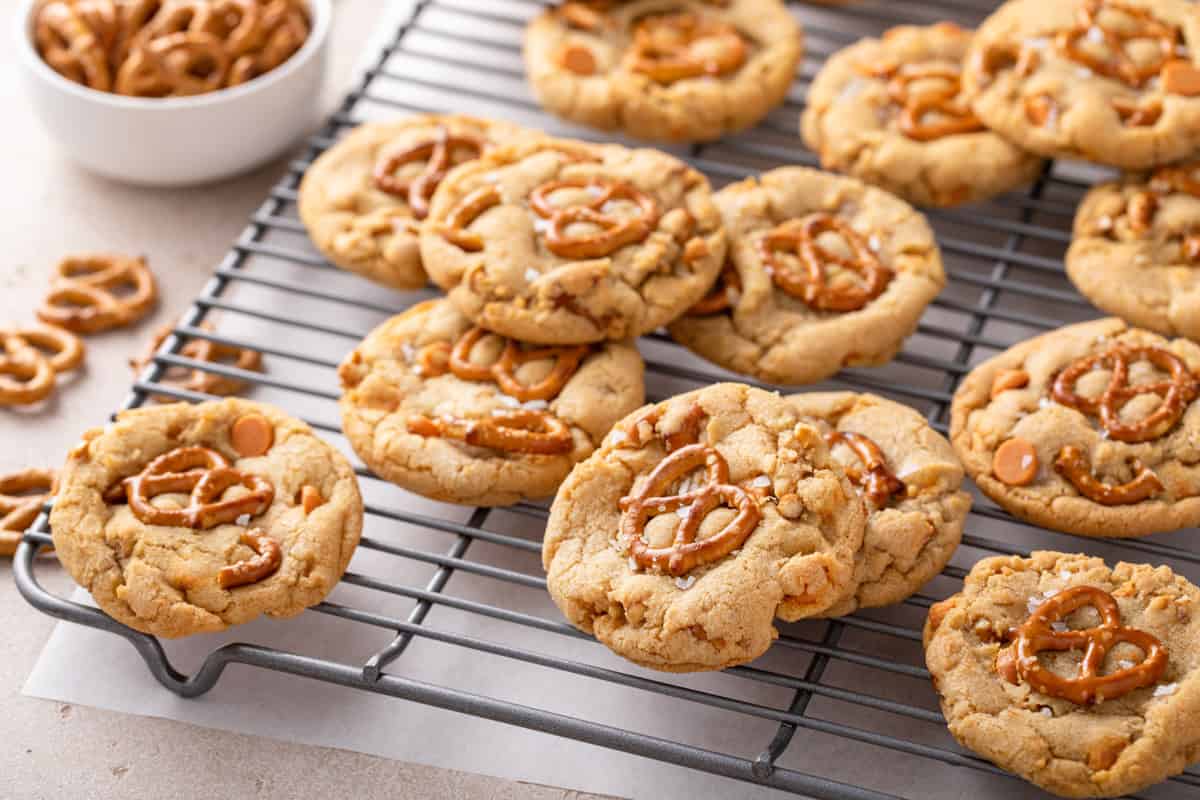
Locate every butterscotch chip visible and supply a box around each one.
[231,413,274,457]
[990,368,1029,398]
[992,438,1038,486]
[300,485,324,514]
[560,44,596,75]
[1162,60,1200,97]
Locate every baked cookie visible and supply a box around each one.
[785,393,970,617]
[543,383,866,672]
[1,469,56,558]
[950,318,1200,538]
[668,167,945,386]
[802,23,1044,207]
[1067,161,1200,340]
[50,399,363,638]
[298,115,528,290]
[419,137,726,344]
[338,299,645,506]
[925,551,1200,798]
[523,0,802,142]
[963,0,1200,169]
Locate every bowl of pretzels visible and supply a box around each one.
[16,0,330,186]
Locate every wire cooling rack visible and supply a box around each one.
[15,1,1200,798]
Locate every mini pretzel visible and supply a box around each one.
[826,431,904,508]
[373,128,487,220]
[625,11,747,85]
[193,0,265,58]
[130,323,263,398]
[0,325,84,407]
[0,468,57,557]
[868,62,984,142]
[218,529,282,589]
[529,177,660,259]
[1051,345,1198,443]
[996,585,1168,704]
[439,185,502,252]
[1054,445,1163,506]
[106,446,275,530]
[117,31,231,97]
[449,326,587,402]
[1056,0,1177,89]
[688,263,741,316]
[619,444,761,576]
[34,2,111,91]
[407,410,574,455]
[38,253,158,334]
[759,214,893,312]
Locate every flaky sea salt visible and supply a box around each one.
[523,399,549,411]
[1153,683,1178,697]
[236,514,251,526]
[1043,589,1059,598]
[751,475,772,488]
[676,506,691,519]
[401,342,415,362]
[524,268,540,283]
[1027,596,1045,614]
[628,557,639,572]
[658,505,667,513]
[675,575,696,591]
[1051,621,1068,632]
[1040,707,1053,718]
[868,235,881,253]
[1118,660,1136,670]
[1059,571,1071,580]
[498,395,520,408]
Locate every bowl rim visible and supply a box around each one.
[15,0,331,111]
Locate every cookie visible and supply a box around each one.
[950,318,1200,538]
[1,469,57,558]
[298,115,528,290]
[962,0,1200,169]
[802,23,1044,208]
[668,166,945,386]
[338,299,645,507]
[50,399,364,638]
[925,551,1200,798]
[785,392,970,616]
[419,137,726,344]
[543,383,866,672]
[523,0,802,142]
[1067,161,1200,340]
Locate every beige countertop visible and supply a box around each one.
[1,2,609,797]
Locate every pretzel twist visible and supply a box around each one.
[996,585,1169,704]
[759,215,893,312]
[0,468,58,557]
[0,326,85,407]
[1056,0,1177,89]
[1119,165,1200,263]
[34,2,112,91]
[439,185,502,252]
[448,326,587,402]
[625,11,747,85]
[687,262,741,316]
[407,410,574,455]
[868,62,984,142]
[38,253,157,334]
[1054,445,1164,506]
[130,323,263,398]
[218,528,282,588]
[373,128,487,220]
[529,177,660,259]
[826,431,905,508]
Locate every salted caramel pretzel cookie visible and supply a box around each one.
[963,0,1200,169]
[298,115,529,290]
[1067,161,1200,340]
[785,393,970,617]
[802,23,1044,208]
[338,299,645,506]
[543,383,866,672]
[420,138,726,344]
[925,551,1200,798]
[950,318,1200,538]
[668,167,944,386]
[523,0,802,142]
[50,399,363,638]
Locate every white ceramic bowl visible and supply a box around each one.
[16,0,330,186]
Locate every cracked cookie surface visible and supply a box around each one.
[50,399,363,638]
[786,392,970,616]
[339,299,645,507]
[924,551,1200,798]
[543,383,865,672]
[668,166,944,386]
[802,23,1044,207]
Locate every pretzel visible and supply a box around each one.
[759,215,893,312]
[619,444,761,576]
[1112,95,1162,127]
[105,446,275,529]
[449,326,587,402]
[130,323,263,398]
[412,341,451,377]
[439,185,502,252]
[996,585,1168,704]
[0,468,58,557]
[34,2,112,91]
[228,0,308,83]
[529,177,660,259]
[1054,445,1163,506]
[218,528,282,588]
[1056,0,1177,89]
[373,128,487,220]
[38,253,158,334]
[193,0,265,58]
[1119,165,1200,261]
[117,31,231,97]
[868,61,984,142]
[406,410,574,455]
[0,325,84,406]
[625,11,747,85]
[1050,345,1198,443]
[687,262,740,316]
[826,431,904,508]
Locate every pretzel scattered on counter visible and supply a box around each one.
[38,253,158,334]
[0,325,86,407]
[0,468,58,557]
[130,322,263,399]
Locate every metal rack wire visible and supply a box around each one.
[14,1,1200,798]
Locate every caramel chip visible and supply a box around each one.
[231,413,274,458]
[561,44,597,76]
[1162,60,1200,97]
[990,368,1030,399]
[993,438,1038,486]
[300,485,325,515]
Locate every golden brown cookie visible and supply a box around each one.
[50,399,363,638]
[1067,161,1200,340]
[523,0,803,142]
[963,0,1200,169]
[802,23,1044,207]
[925,551,1200,798]
[786,393,970,616]
[419,137,726,344]
[338,299,645,507]
[668,166,945,386]
[543,383,866,672]
[298,115,529,290]
[950,318,1200,538]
